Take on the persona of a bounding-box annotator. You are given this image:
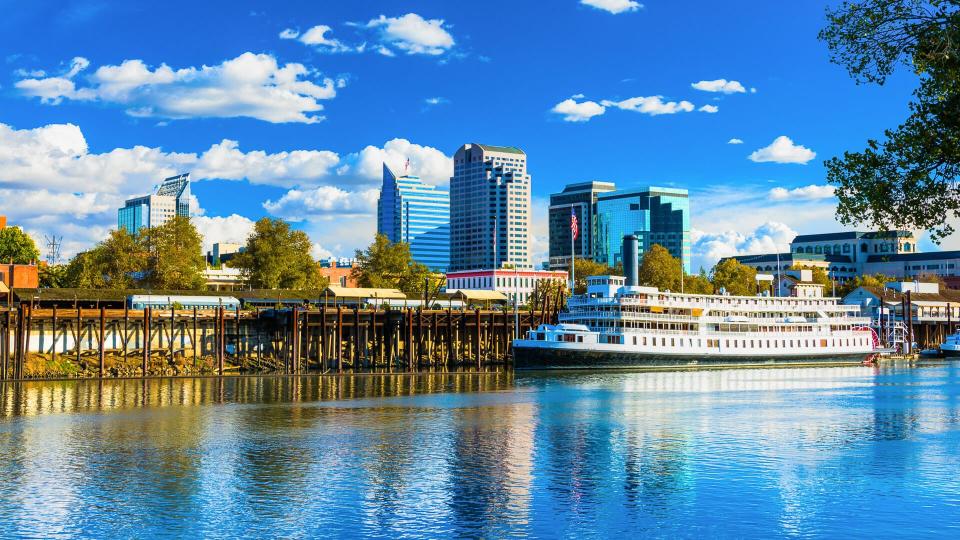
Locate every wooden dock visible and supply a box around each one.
[0,305,558,380]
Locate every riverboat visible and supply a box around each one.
[513,273,877,370]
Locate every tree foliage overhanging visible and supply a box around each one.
[819,0,960,241]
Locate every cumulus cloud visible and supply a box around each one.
[338,138,452,186]
[768,184,835,201]
[699,104,719,113]
[691,79,747,94]
[361,13,455,56]
[748,136,816,164]
[727,138,744,144]
[0,121,452,258]
[15,52,341,123]
[601,95,694,115]
[263,186,379,221]
[193,214,256,254]
[691,222,797,272]
[580,0,643,14]
[551,98,606,122]
[280,24,355,53]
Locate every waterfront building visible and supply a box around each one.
[548,181,616,270]
[118,173,191,234]
[593,186,691,273]
[202,267,245,291]
[449,144,532,271]
[726,230,951,284]
[377,164,450,271]
[445,269,567,305]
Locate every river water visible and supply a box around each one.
[1,364,959,538]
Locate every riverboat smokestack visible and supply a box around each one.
[623,235,639,287]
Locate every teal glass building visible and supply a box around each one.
[595,186,691,273]
[377,164,450,272]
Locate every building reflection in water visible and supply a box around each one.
[1,365,959,537]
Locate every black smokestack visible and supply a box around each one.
[623,235,639,287]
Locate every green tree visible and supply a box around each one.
[711,258,758,296]
[637,244,683,291]
[142,216,205,290]
[352,234,440,296]
[526,278,568,311]
[232,218,325,290]
[819,1,960,241]
[63,251,105,289]
[0,227,40,264]
[683,268,714,294]
[39,264,68,288]
[571,257,617,294]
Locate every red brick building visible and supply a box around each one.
[319,260,358,288]
[0,215,40,291]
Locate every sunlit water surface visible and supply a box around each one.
[1,364,960,538]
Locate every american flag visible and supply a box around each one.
[570,207,579,240]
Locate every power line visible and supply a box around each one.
[44,235,62,265]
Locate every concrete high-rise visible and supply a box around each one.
[118,173,191,234]
[449,143,532,271]
[377,163,450,271]
[548,181,616,270]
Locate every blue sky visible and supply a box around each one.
[0,0,929,270]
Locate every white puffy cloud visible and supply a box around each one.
[601,96,694,115]
[192,214,256,254]
[338,138,452,186]
[727,138,744,144]
[699,104,719,113]
[194,139,341,188]
[692,222,797,271]
[362,13,455,56]
[768,184,835,201]
[263,186,379,221]
[280,24,354,53]
[424,96,448,106]
[691,79,747,94]
[580,0,643,14]
[551,98,606,122]
[15,52,341,124]
[748,136,816,164]
[0,121,454,259]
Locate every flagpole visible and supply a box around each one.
[570,206,576,294]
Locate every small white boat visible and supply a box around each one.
[940,332,960,358]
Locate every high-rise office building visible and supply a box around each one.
[118,173,191,234]
[548,181,616,270]
[377,163,450,271]
[449,143,532,271]
[594,186,691,273]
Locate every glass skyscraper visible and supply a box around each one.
[595,186,691,273]
[118,173,191,234]
[548,181,616,270]
[377,164,450,272]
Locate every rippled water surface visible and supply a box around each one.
[2,364,960,538]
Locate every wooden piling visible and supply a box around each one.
[99,307,106,377]
[142,307,149,376]
[217,306,225,376]
[336,305,343,372]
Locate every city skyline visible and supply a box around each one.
[0,1,943,272]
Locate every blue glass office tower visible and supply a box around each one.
[118,173,191,234]
[595,186,691,273]
[377,164,450,272]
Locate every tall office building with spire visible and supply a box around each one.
[377,163,450,271]
[449,143,532,271]
[118,173,191,234]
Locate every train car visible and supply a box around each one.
[128,295,241,311]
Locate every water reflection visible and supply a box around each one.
[1,366,959,538]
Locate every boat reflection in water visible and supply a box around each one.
[1,363,959,538]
